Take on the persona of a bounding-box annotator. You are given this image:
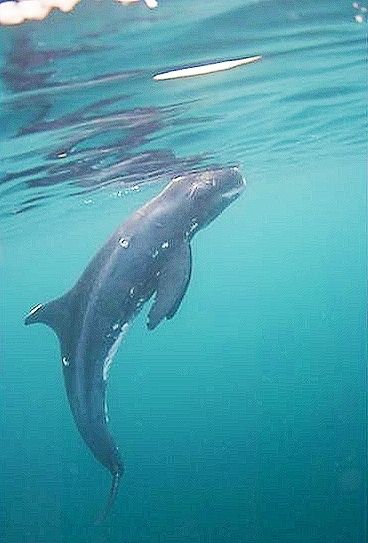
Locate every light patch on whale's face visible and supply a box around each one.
[174,167,245,227]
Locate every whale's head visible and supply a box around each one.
[167,167,245,231]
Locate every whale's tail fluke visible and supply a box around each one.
[96,469,123,525]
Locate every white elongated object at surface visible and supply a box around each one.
[117,0,158,7]
[153,55,263,81]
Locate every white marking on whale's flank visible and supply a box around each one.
[153,56,262,81]
[104,399,109,423]
[103,323,129,381]
[62,356,70,367]
[119,237,130,248]
[28,303,44,317]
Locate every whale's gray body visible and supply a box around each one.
[25,167,245,519]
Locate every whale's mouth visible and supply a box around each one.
[222,170,246,201]
[223,184,245,200]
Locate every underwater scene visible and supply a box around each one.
[0,1,367,541]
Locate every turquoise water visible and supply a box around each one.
[0,1,367,541]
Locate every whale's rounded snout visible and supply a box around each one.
[230,166,246,191]
[216,166,246,201]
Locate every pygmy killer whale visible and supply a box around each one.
[25,167,245,520]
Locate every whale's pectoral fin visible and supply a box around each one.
[147,241,192,330]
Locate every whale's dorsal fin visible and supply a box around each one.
[24,294,72,349]
[147,241,192,330]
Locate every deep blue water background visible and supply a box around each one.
[0,1,367,541]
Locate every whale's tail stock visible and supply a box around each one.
[96,468,123,524]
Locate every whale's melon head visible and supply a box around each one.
[167,167,245,229]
